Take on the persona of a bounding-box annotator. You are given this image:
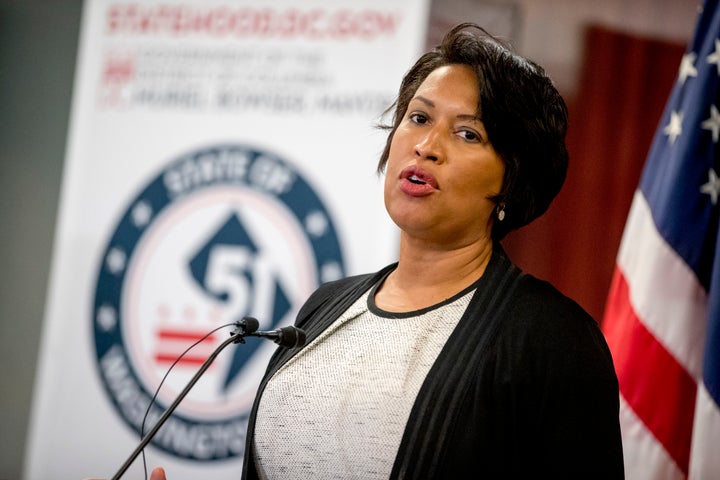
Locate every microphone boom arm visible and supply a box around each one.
[111,324,249,480]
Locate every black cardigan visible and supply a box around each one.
[242,249,624,479]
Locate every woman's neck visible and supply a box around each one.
[374,234,495,312]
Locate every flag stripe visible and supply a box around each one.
[157,329,217,342]
[616,192,708,380]
[619,395,685,480]
[605,192,708,475]
[689,383,720,478]
[154,353,212,365]
[604,268,696,474]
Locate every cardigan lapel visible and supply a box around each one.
[389,250,524,479]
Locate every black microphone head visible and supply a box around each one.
[276,326,306,348]
[295,327,307,348]
[239,317,259,334]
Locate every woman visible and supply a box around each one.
[142,22,623,480]
[242,23,624,479]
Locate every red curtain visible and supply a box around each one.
[502,25,686,322]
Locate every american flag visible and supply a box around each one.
[602,0,720,478]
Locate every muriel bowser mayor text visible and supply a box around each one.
[106,5,401,40]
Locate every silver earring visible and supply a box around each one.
[497,204,506,221]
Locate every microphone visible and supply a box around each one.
[236,316,259,334]
[236,316,306,348]
[247,325,307,348]
[111,316,304,479]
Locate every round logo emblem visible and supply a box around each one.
[93,144,345,460]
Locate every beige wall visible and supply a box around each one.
[519,0,697,94]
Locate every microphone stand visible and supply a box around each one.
[111,325,249,480]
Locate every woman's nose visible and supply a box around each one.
[414,128,443,162]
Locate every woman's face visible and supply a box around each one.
[384,64,505,246]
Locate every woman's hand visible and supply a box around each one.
[84,466,167,480]
[150,466,167,480]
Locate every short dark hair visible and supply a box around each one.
[377,23,569,241]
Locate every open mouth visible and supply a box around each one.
[400,166,438,191]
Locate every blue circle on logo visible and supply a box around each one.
[93,144,345,460]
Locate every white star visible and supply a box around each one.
[304,210,329,237]
[700,168,720,205]
[663,111,683,144]
[679,52,698,84]
[131,200,153,227]
[708,39,720,75]
[320,261,343,282]
[702,105,720,142]
[96,305,117,331]
[106,247,127,274]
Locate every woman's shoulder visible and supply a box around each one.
[514,273,595,323]
[496,272,611,360]
[473,270,618,393]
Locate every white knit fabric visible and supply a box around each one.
[252,286,473,479]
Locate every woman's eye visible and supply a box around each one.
[409,113,428,125]
[458,129,482,142]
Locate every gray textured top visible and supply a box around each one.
[252,286,473,479]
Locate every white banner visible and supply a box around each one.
[24,1,429,478]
